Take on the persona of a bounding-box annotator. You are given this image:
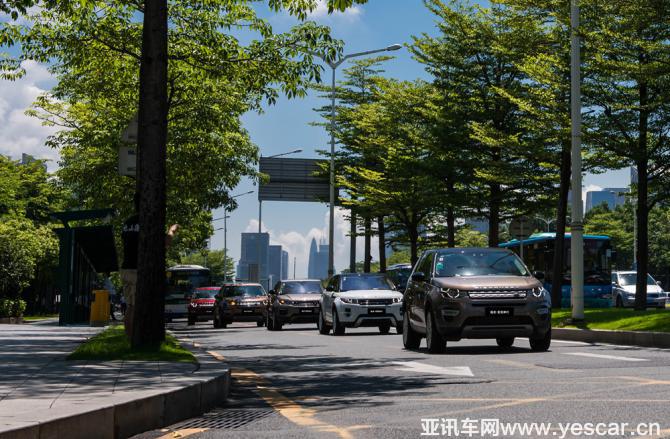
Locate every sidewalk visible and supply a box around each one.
[0,323,229,439]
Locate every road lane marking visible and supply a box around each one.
[564,352,649,362]
[485,358,574,373]
[391,361,474,377]
[207,351,353,439]
[157,428,207,439]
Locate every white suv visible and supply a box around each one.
[318,273,403,335]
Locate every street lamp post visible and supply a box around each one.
[312,44,402,277]
[570,0,585,321]
[257,149,302,286]
[213,190,253,282]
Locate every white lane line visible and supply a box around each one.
[391,361,474,377]
[552,339,592,345]
[564,352,649,362]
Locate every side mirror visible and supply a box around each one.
[657,281,662,287]
[411,272,425,282]
[533,271,545,280]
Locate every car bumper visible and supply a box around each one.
[230,306,265,321]
[276,305,320,324]
[188,306,215,321]
[165,305,188,319]
[334,302,403,327]
[434,299,551,340]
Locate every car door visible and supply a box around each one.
[322,276,339,322]
[413,252,434,331]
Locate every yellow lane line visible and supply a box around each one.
[209,351,354,439]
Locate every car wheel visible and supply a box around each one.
[402,309,421,349]
[529,328,551,352]
[318,309,331,335]
[425,308,446,354]
[332,308,345,336]
[213,312,221,329]
[266,311,275,331]
[257,320,264,327]
[221,322,228,329]
[396,321,403,335]
[616,295,624,308]
[496,337,515,348]
[187,316,195,326]
[379,322,391,335]
[274,310,283,331]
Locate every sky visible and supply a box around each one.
[0,0,630,278]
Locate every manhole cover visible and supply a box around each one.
[171,408,276,430]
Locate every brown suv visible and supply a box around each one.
[402,248,551,354]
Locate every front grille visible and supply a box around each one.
[358,298,394,306]
[468,291,528,299]
[296,301,320,307]
[464,316,534,326]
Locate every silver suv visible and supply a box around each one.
[403,248,551,353]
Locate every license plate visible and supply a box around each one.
[243,309,254,314]
[300,308,314,314]
[486,307,513,317]
[368,308,385,315]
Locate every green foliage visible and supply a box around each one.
[387,249,411,266]
[552,308,670,333]
[67,325,196,362]
[0,298,27,318]
[455,227,488,248]
[584,204,634,270]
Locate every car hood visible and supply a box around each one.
[281,294,322,301]
[433,276,542,291]
[621,285,663,294]
[230,296,266,303]
[335,289,403,299]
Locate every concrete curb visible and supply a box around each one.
[553,327,670,349]
[0,368,230,439]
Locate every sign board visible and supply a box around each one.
[258,157,333,203]
[121,114,138,143]
[509,216,533,240]
[118,146,136,177]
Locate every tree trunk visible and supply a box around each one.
[488,183,501,247]
[131,0,168,348]
[446,179,456,247]
[551,144,571,309]
[409,226,419,267]
[349,209,356,273]
[363,216,371,273]
[634,79,649,311]
[378,216,386,272]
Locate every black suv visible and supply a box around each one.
[403,248,551,354]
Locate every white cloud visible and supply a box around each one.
[0,60,59,170]
[243,206,380,278]
[308,0,363,22]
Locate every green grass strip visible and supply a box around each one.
[552,307,670,333]
[68,325,196,363]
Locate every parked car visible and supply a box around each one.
[611,271,667,309]
[266,280,323,330]
[403,248,551,354]
[187,287,220,325]
[213,283,267,328]
[385,263,413,293]
[318,273,403,336]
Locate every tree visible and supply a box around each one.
[583,0,670,310]
[584,204,634,270]
[455,226,488,248]
[412,0,557,247]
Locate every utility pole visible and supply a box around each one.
[570,0,585,321]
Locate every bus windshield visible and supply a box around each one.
[166,268,211,297]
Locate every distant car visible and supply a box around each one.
[319,273,403,336]
[385,264,413,293]
[187,287,220,326]
[213,283,267,328]
[266,280,323,331]
[612,271,667,309]
[403,248,551,354]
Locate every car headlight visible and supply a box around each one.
[393,297,402,303]
[227,299,236,306]
[190,302,197,308]
[263,300,268,305]
[340,297,358,304]
[531,287,547,298]
[441,288,463,299]
[279,299,286,305]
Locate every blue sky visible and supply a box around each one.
[0,0,630,277]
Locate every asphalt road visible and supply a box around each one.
[136,320,670,439]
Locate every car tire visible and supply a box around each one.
[187,316,195,326]
[257,320,264,327]
[396,321,403,335]
[213,312,221,329]
[318,309,331,335]
[496,337,515,348]
[221,321,228,329]
[379,323,391,335]
[425,308,446,354]
[529,328,551,352]
[266,311,275,331]
[616,296,624,308]
[274,310,283,331]
[332,308,345,336]
[402,309,421,349]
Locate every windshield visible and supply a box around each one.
[166,269,211,296]
[434,251,529,277]
[281,281,323,295]
[194,290,218,299]
[222,285,265,297]
[341,276,394,291]
[618,273,656,286]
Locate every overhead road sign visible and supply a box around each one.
[258,157,334,203]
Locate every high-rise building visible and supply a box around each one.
[585,188,629,213]
[281,250,289,280]
[308,238,329,280]
[268,245,284,288]
[236,233,269,284]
